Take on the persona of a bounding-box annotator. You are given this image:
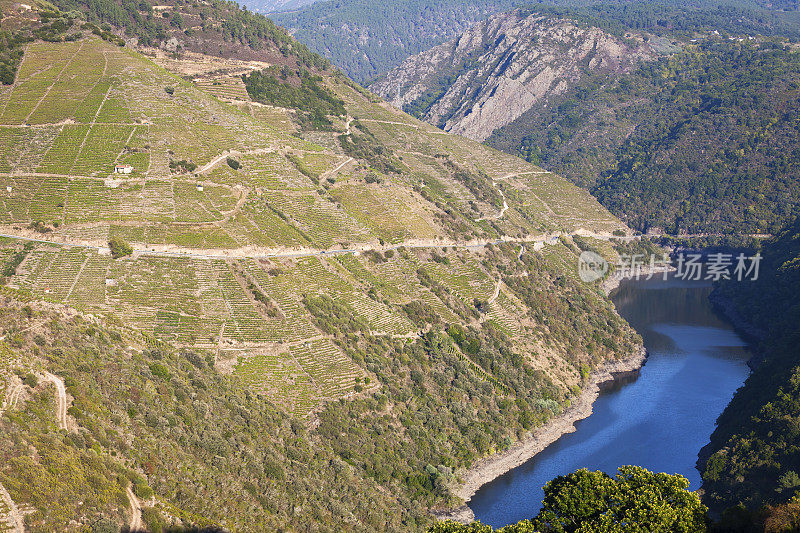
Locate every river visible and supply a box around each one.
[469,275,752,528]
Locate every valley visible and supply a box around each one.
[1,0,799,530]
[470,275,752,528]
[0,8,646,530]
[375,10,800,238]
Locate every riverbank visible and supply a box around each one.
[601,265,674,296]
[433,265,667,524]
[437,345,648,524]
[707,290,765,349]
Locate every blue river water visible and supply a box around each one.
[469,276,752,528]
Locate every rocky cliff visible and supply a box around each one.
[371,11,654,141]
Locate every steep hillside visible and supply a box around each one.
[273,0,517,84]
[0,6,643,530]
[491,38,800,236]
[47,0,327,68]
[274,0,800,85]
[0,302,417,531]
[376,5,800,237]
[371,11,654,141]
[699,217,800,517]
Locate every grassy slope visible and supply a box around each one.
[0,29,640,531]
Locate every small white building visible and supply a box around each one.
[114,164,133,174]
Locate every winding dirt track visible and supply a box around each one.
[196,147,275,174]
[126,485,143,531]
[3,380,23,412]
[43,372,67,430]
[320,156,353,181]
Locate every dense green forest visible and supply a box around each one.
[517,0,800,39]
[273,0,517,83]
[0,30,30,85]
[488,39,800,236]
[243,66,346,128]
[699,217,800,523]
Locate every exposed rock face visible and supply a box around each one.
[371,11,654,141]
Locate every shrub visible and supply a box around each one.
[134,482,153,500]
[168,159,197,173]
[22,372,37,388]
[149,363,171,382]
[2,243,33,278]
[108,238,132,259]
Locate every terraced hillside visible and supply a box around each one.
[0,27,640,532]
[0,36,624,387]
[0,37,622,245]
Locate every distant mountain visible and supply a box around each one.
[272,0,519,83]
[243,0,318,15]
[371,11,655,141]
[276,0,800,84]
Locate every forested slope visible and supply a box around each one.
[590,41,800,236]
[495,38,800,236]
[700,218,800,520]
[273,0,518,84]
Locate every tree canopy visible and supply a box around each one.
[431,466,709,532]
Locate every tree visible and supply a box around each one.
[430,466,709,533]
[533,466,708,533]
[108,237,132,259]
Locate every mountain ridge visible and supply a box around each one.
[371,11,655,141]
[376,7,800,236]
